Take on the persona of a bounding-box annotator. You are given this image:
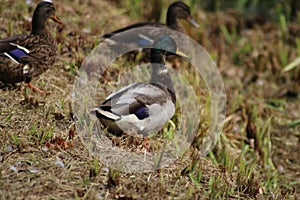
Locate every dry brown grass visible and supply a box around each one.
[0,0,299,199]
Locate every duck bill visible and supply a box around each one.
[51,14,62,24]
[187,16,199,28]
[176,49,188,59]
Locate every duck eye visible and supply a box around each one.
[46,8,52,15]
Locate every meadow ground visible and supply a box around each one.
[0,0,299,199]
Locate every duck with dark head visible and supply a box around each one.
[91,35,187,150]
[102,1,198,47]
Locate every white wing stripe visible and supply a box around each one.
[96,109,121,121]
[138,34,154,43]
[10,43,30,53]
[3,52,20,64]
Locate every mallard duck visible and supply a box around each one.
[102,1,198,47]
[0,0,61,94]
[91,36,186,149]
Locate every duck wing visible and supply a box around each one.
[0,34,30,52]
[94,82,173,121]
[101,22,166,48]
[101,22,165,38]
[0,35,32,64]
[1,33,55,65]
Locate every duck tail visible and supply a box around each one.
[90,108,121,121]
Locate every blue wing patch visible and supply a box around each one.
[137,38,152,47]
[135,106,149,120]
[137,34,153,47]
[8,49,28,62]
[3,43,30,64]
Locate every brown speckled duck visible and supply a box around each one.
[102,1,198,46]
[0,0,61,94]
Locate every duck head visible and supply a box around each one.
[31,0,62,34]
[167,1,199,28]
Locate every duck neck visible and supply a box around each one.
[150,54,175,96]
[31,12,47,35]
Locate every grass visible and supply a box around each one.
[283,57,300,72]
[0,0,300,199]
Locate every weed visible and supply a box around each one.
[10,133,19,146]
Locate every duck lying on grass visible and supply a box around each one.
[91,35,187,150]
[102,1,198,47]
[0,0,62,94]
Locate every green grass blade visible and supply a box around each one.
[283,57,300,72]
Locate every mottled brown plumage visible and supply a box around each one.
[101,1,198,42]
[0,1,61,93]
